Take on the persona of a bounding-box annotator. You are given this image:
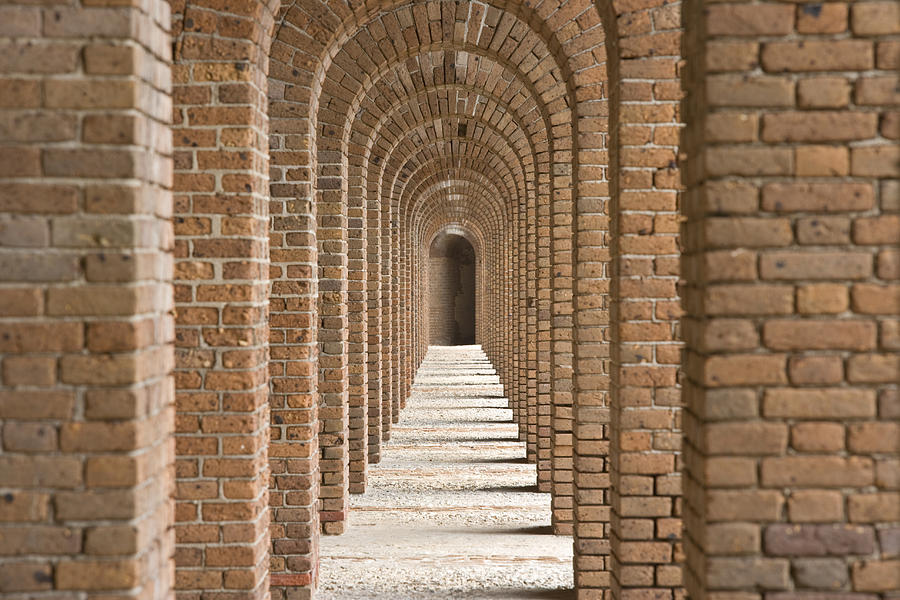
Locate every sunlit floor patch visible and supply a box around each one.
[318,345,574,599]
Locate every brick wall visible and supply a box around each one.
[0,3,175,600]
[3,2,897,600]
[681,1,899,599]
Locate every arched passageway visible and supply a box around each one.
[1,2,897,600]
[428,233,477,346]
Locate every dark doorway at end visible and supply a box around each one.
[428,232,476,345]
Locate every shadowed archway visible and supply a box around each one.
[429,232,477,346]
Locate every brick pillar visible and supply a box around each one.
[517,201,531,449]
[0,2,174,600]
[347,165,368,494]
[552,166,576,535]
[380,202,393,438]
[316,139,349,534]
[526,193,540,468]
[267,97,320,599]
[390,229,401,422]
[682,1,899,599]
[170,3,274,597]
[537,187,554,493]
[605,4,685,600]
[365,175,383,464]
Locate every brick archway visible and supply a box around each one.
[1,2,896,600]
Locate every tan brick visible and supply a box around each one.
[707,490,784,522]
[791,422,844,452]
[848,422,899,453]
[847,354,900,383]
[852,284,900,314]
[849,494,900,523]
[788,356,843,385]
[56,560,139,590]
[795,146,850,177]
[762,456,873,487]
[705,285,793,315]
[852,145,900,177]
[788,490,844,523]
[761,183,873,212]
[704,355,788,387]
[2,356,57,387]
[706,4,795,35]
[797,216,850,246]
[762,112,877,142]
[852,1,900,35]
[764,389,876,419]
[797,3,848,33]
[762,320,876,351]
[761,40,873,72]
[707,76,794,107]
[797,77,851,108]
[760,252,872,280]
[852,560,900,592]
[706,42,759,72]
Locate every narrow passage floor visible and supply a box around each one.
[318,345,573,599]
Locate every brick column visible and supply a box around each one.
[380,201,393,438]
[0,3,174,600]
[605,4,685,600]
[347,165,368,494]
[682,1,899,599]
[365,175,383,464]
[552,166,575,534]
[537,187,553,493]
[316,142,349,534]
[170,3,274,597]
[526,193,539,468]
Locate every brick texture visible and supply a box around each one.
[0,4,175,600]
[3,2,896,600]
[681,2,899,600]
[169,1,278,599]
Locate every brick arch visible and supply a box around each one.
[413,182,509,369]
[390,146,523,419]
[347,80,552,461]
[422,220,493,352]
[297,4,575,539]
[344,113,532,508]
[263,1,610,597]
[421,216,497,349]
[296,2,596,552]
[416,199,505,364]
[405,173,509,373]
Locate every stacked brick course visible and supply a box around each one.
[681,2,899,599]
[1,2,896,600]
[0,2,175,600]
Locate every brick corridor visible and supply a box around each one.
[318,345,573,599]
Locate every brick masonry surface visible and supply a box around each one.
[0,2,897,600]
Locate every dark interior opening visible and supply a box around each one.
[428,233,476,345]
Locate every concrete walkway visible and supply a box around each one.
[318,345,574,599]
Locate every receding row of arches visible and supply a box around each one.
[0,1,895,600]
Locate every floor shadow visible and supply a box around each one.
[499,525,557,535]
[479,484,541,494]
[444,436,520,443]
[470,589,575,599]
[467,456,529,464]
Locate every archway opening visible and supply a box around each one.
[428,232,476,346]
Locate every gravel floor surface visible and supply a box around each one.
[318,345,574,599]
